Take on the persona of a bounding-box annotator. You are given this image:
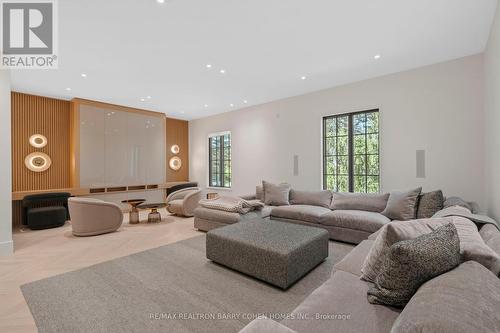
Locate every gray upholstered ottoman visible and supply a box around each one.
[206,219,329,289]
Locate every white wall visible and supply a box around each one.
[0,70,13,255]
[485,3,500,219]
[190,55,485,208]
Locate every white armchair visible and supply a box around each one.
[166,187,202,217]
[68,197,123,236]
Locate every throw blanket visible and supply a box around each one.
[200,196,264,214]
[433,206,500,231]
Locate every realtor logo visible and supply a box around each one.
[1,0,58,69]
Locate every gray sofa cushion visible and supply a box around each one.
[331,192,390,212]
[281,270,401,333]
[289,189,332,208]
[320,210,391,233]
[194,206,241,224]
[391,261,500,333]
[367,223,461,308]
[194,206,272,224]
[382,187,422,220]
[480,224,500,255]
[333,240,374,277]
[416,190,444,218]
[270,205,331,224]
[263,181,291,206]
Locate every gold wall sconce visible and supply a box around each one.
[169,156,182,170]
[29,134,48,148]
[171,144,180,154]
[25,152,52,172]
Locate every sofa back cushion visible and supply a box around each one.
[262,181,291,206]
[382,187,422,220]
[391,261,500,333]
[289,189,332,208]
[416,190,444,219]
[331,192,390,212]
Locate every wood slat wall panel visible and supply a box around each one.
[166,118,189,182]
[11,92,71,192]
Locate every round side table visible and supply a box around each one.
[137,203,167,223]
[121,199,146,224]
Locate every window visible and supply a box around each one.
[323,110,379,193]
[208,132,231,188]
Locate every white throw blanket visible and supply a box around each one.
[199,196,264,214]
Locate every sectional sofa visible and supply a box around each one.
[194,186,458,244]
[239,221,500,333]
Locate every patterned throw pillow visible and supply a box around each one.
[417,190,444,218]
[367,223,460,308]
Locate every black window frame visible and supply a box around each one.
[322,109,380,193]
[208,132,231,188]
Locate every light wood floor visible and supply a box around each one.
[0,209,202,333]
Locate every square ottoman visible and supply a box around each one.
[206,219,329,289]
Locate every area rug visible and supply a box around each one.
[21,235,354,333]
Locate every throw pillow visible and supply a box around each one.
[360,216,500,282]
[262,181,291,206]
[391,261,500,333]
[416,190,444,218]
[289,189,332,208]
[382,187,422,220]
[331,192,390,212]
[367,223,460,308]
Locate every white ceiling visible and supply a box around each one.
[10,0,498,120]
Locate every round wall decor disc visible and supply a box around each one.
[169,156,182,170]
[171,145,180,154]
[29,134,48,148]
[25,152,52,172]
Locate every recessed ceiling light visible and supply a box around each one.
[206,64,212,69]
[146,95,152,99]
[81,73,87,78]
[230,103,234,107]
[180,111,185,114]
[374,54,381,60]
[301,76,307,80]
[220,69,226,74]
[140,98,145,102]
[65,87,71,91]
[243,100,248,104]
[204,104,209,108]
[157,0,165,3]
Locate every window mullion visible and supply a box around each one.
[348,114,354,192]
[219,136,224,187]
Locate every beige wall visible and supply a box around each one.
[0,71,13,255]
[485,3,500,219]
[190,55,485,208]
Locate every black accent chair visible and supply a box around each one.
[166,182,198,196]
[22,192,71,230]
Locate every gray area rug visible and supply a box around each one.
[22,235,354,333]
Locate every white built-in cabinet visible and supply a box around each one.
[79,104,166,188]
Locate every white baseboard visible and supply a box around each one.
[0,240,13,255]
